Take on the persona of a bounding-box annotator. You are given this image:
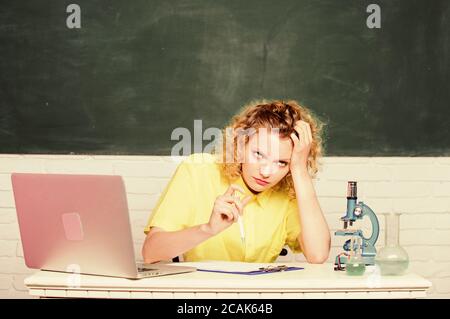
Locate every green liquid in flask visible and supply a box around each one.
[346,259,366,276]
[346,236,366,276]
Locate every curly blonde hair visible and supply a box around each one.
[212,99,325,199]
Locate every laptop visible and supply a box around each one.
[11,173,196,279]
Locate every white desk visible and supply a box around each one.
[24,262,431,299]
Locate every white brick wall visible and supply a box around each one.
[0,155,449,298]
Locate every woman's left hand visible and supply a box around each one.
[290,120,313,174]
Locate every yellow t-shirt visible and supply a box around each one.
[144,153,302,262]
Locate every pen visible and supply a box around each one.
[238,215,245,245]
[233,190,245,245]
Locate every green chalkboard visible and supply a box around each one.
[0,0,449,155]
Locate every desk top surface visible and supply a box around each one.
[25,262,432,292]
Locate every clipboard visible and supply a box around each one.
[196,264,304,275]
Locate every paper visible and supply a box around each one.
[172,261,293,272]
[169,261,304,275]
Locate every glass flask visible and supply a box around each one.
[375,213,409,275]
[346,236,366,276]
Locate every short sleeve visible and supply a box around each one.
[144,160,195,234]
[285,199,302,254]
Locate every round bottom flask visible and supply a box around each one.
[375,213,409,275]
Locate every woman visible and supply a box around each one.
[142,99,330,263]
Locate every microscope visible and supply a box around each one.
[334,181,380,270]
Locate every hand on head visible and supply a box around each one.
[289,120,313,173]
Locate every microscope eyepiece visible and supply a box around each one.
[347,181,357,199]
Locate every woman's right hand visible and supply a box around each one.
[204,184,252,236]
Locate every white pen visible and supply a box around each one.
[238,215,245,245]
[233,190,246,245]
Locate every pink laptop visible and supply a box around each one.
[11,173,195,279]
